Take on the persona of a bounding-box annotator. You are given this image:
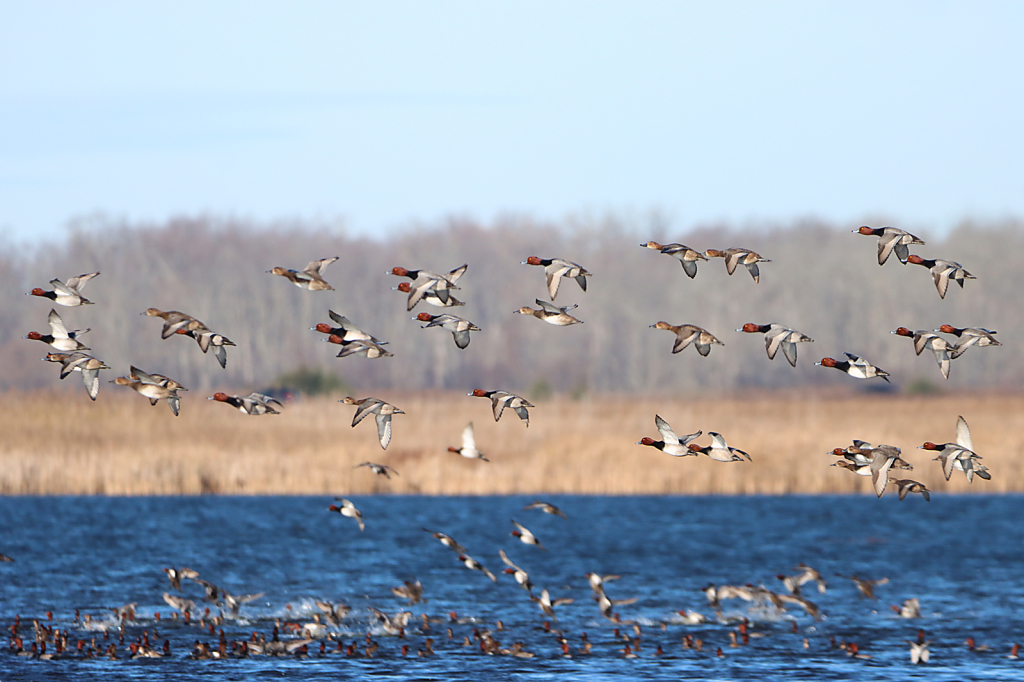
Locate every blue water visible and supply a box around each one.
[1,495,1023,680]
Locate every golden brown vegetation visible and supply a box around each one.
[2,390,1022,496]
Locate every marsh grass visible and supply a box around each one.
[2,390,1023,496]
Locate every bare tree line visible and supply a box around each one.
[1,214,1020,395]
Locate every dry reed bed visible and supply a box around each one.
[2,391,1023,496]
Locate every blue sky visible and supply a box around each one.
[1,2,1022,243]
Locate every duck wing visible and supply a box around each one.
[679,257,698,279]
[672,326,698,354]
[452,329,471,349]
[544,267,564,299]
[931,345,951,379]
[779,340,799,367]
[446,263,468,285]
[65,272,100,291]
[709,432,729,449]
[47,309,71,338]
[461,423,477,450]
[375,412,393,449]
[304,257,338,276]
[351,399,382,427]
[722,250,742,275]
[512,404,531,426]
[654,414,679,445]
[498,549,521,570]
[877,234,900,265]
[81,366,102,401]
[212,343,228,369]
[869,447,898,497]
[744,262,761,283]
[535,299,562,315]
[490,394,507,422]
[955,416,973,451]
[931,266,950,299]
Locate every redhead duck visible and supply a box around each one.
[675,609,707,625]
[208,392,282,415]
[908,639,930,664]
[1009,643,1020,660]
[267,257,339,291]
[891,478,931,501]
[853,226,925,265]
[919,415,986,482]
[390,263,466,287]
[965,637,992,652]
[641,241,707,278]
[111,367,183,416]
[651,322,723,356]
[369,607,413,634]
[891,327,955,379]
[24,309,91,351]
[448,422,487,461]
[326,335,393,359]
[737,323,814,367]
[906,254,975,298]
[792,563,828,594]
[315,601,351,627]
[422,528,467,554]
[499,549,533,593]
[143,308,204,339]
[586,572,621,595]
[44,352,109,400]
[523,500,567,518]
[935,325,1001,358]
[688,432,751,462]
[415,312,480,349]
[893,597,922,618]
[457,554,497,582]
[863,444,902,497]
[391,579,425,605]
[340,397,404,449]
[704,248,770,283]
[162,592,197,615]
[131,366,187,393]
[469,389,533,426]
[816,353,890,382]
[390,264,466,310]
[636,414,701,456]
[312,311,387,344]
[515,299,583,326]
[510,520,545,550]
[597,590,637,620]
[393,281,465,308]
[164,566,199,591]
[175,327,235,368]
[328,498,364,532]
[29,272,99,306]
[354,462,398,478]
[532,589,573,619]
[840,574,889,600]
[522,257,591,300]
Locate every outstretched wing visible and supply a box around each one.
[375,413,393,449]
[461,423,476,450]
[65,272,100,291]
[654,414,679,445]
[304,257,338,276]
[47,309,70,338]
[536,299,562,315]
[446,263,468,285]
[672,327,697,354]
[955,416,973,452]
